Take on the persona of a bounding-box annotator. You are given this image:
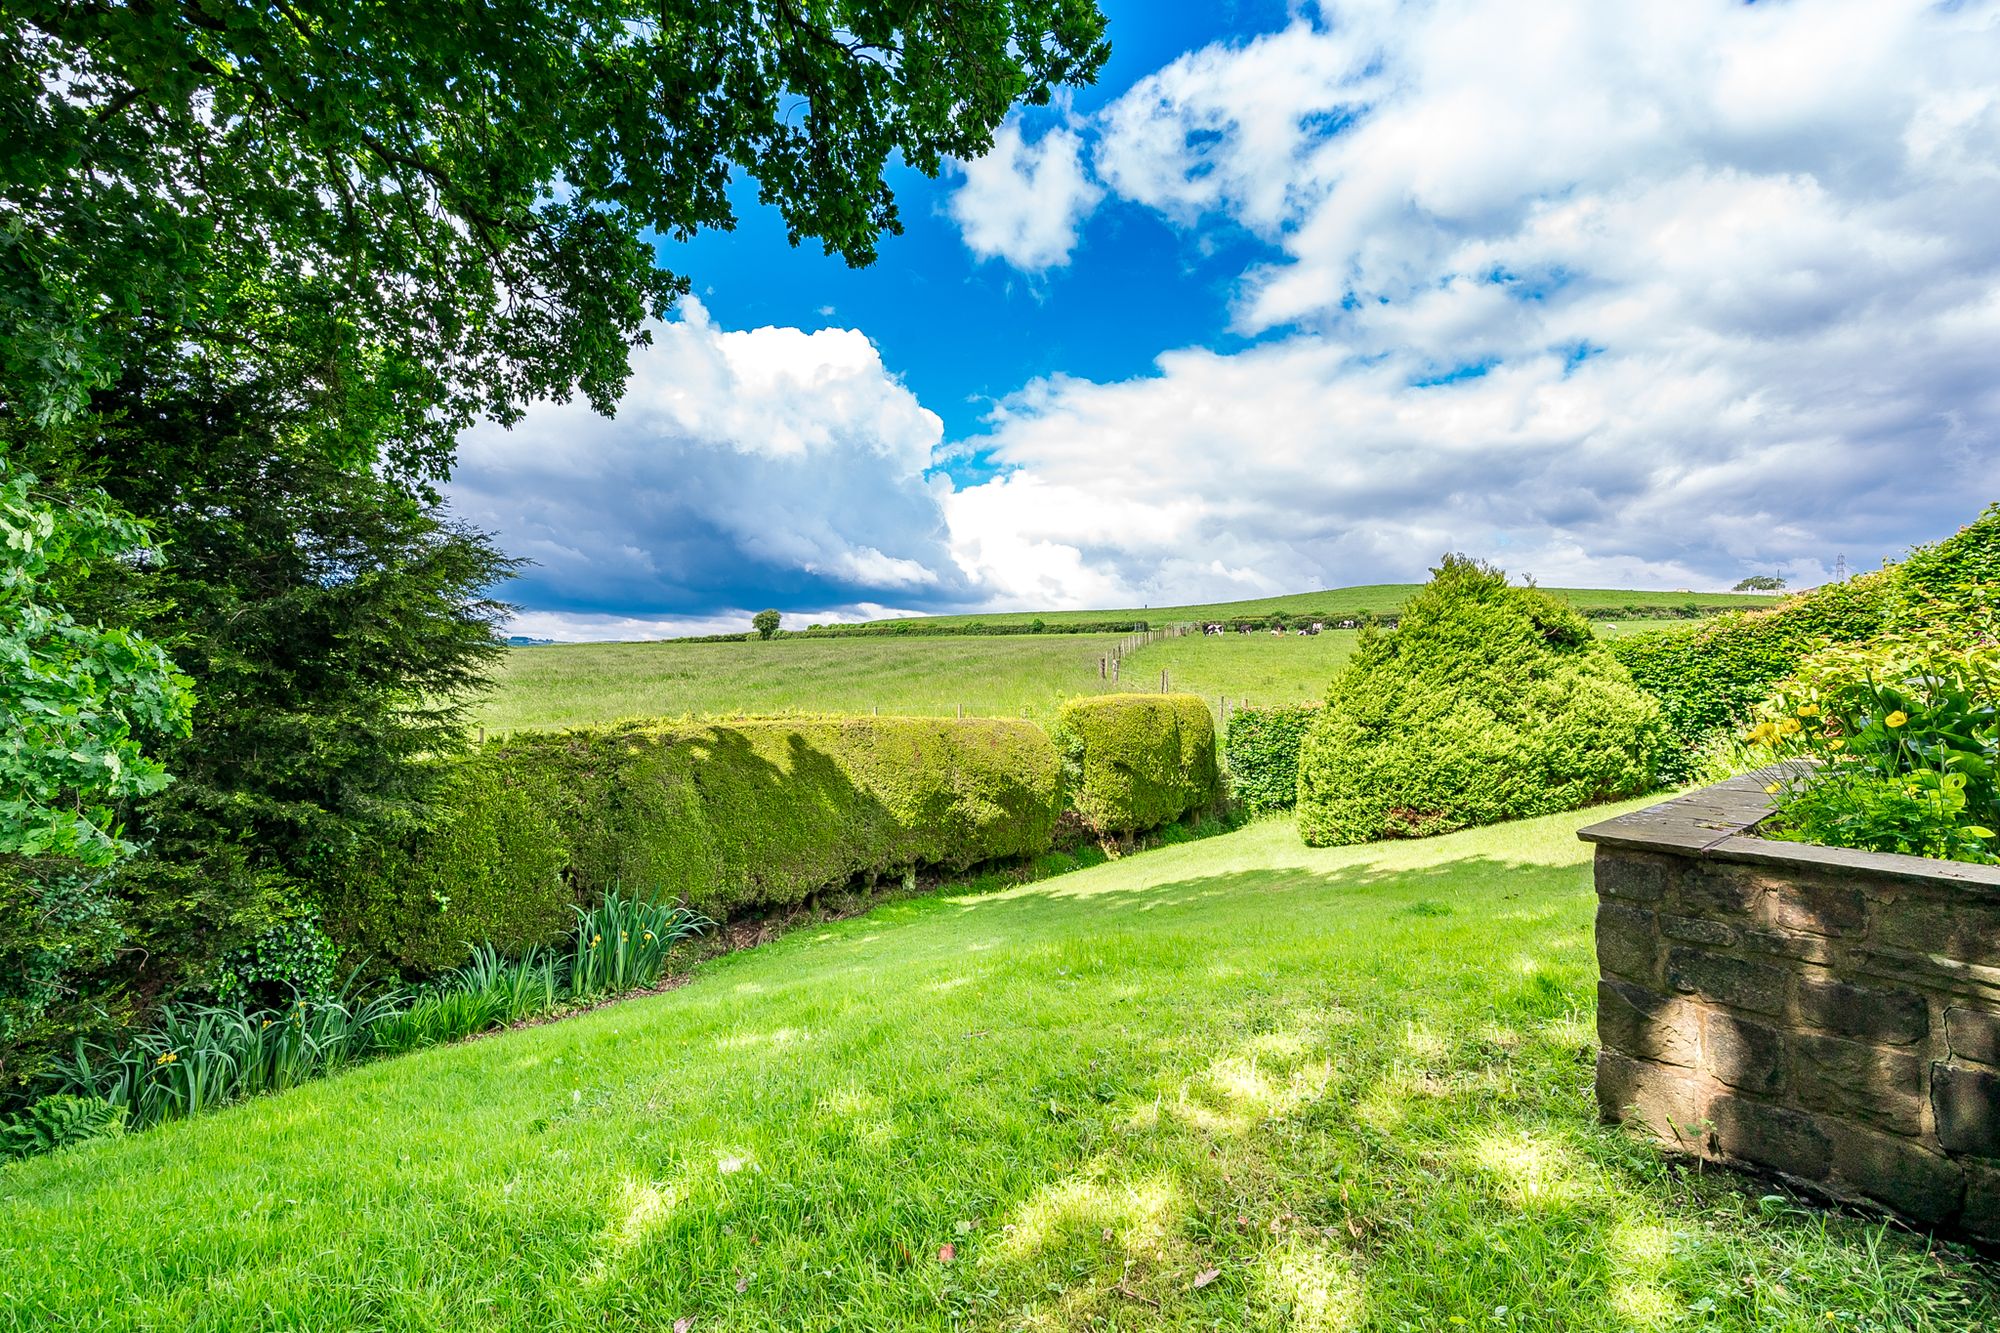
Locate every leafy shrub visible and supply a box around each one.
[211,920,341,1007]
[330,716,1063,966]
[1744,602,1997,863]
[0,1093,124,1159]
[1296,556,1662,846]
[1224,705,1321,812]
[1615,502,2000,782]
[1051,694,1221,834]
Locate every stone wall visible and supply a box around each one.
[1581,772,2000,1241]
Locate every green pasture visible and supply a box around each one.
[3,806,1988,1331]
[849,583,1781,631]
[476,621,1692,733]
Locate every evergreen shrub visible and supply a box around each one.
[1052,694,1221,834]
[1223,705,1321,812]
[1296,557,1662,846]
[328,716,1064,969]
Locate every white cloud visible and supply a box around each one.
[938,0,2000,605]
[948,121,1104,271]
[449,300,962,622]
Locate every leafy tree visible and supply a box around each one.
[1,464,191,1091]
[0,466,192,865]
[752,609,782,640]
[2,0,1110,475]
[1733,575,1787,591]
[17,368,515,1017]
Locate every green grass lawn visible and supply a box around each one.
[857,584,1781,631]
[477,622,1686,733]
[4,807,1991,1331]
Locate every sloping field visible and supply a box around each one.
[846,583,1782,631]
[477,618,1696,733]
[3,808,1988,1331]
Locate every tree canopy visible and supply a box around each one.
[1,0,1110,477]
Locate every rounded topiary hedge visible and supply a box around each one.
[1052,694,1221,834]
[1223,704,1320,813]
[1296,557,1662,847]
[327,716,1064,971]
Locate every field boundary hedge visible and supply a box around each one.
[1052,694,1221,834]
[1223,704,1321,813]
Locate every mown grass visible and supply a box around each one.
[477,622,1685,733]
[3,806,1991,1331]
[861,584,1781,631]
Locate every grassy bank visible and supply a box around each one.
[3,806,1990,1330]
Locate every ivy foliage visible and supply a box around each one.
[1223,705,1321,813]
[1,466,192,865]
[1297,556,1662,847]
[2,0,1109,475]
[1051,695,1221,834]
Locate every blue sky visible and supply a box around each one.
[448,0,2000,640]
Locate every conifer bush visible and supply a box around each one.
[1052,694,1221,833]
[1296,557,1662,846]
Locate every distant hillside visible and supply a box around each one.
[818,583,1783,633]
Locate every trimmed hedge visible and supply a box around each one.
[1052,694,1221,834]
[1224,705,1321,813]
[326,716,1063,971]
[1297,558,1662,847]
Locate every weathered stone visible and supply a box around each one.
[1933,1063,2000,1158]
[1667,947,1788,1016]
[1945,1005,2000,1068]
[1873,900,2000,969]
[1795,977,1929,1046]
[1596,902,1660,985]
[1711,1096,1832,1180]
[1738,927,1838,966]
[1962,1162,2000,1244]
[1674,863,1761,919]
[1791,1035,1925,1135]
[1596,851,1667,903]
[1662,914,1739,947]
[1769,879,1867,937]
[1826,1121,1964,1225]
[1597,1049,1706,1145]
[1598,978,1700,1068]
[1704,1011,1785,1095]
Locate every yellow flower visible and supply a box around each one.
[1885,710,1908,728]
[1746,721,1777,744]
[1765,783,1781,795]
[1796,703,1820,717]
[1828,737,1846,751]
[1779,717,1802,735]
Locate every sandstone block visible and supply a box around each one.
[1791,1035,1925,1136]
[1597,1049,1706,1145]
[1826,1120,1963,1225]
[1795,977,1928,1046]
[1598,978,1700,1068]
[1596,851,1667,903]
[1704,1011,1785,1096]
[1933,1063,2000,1158]
[1667,948,1788,1017]
[1596,902,1660,985]
[1945,1005,2000,1068]
[1711,1095,1832,1180]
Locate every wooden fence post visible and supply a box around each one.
[1161,667,1170,693]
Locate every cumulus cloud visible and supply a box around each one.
[449,300,963,635]
[942,0,2000,604]
[948,121,1104,271]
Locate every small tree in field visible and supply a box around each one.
[1734,575,1786,591]
[753,610,781,640]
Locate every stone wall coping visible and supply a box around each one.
[1578,770,2000,894]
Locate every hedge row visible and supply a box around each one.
[1223,705,1320,812]
[1610,502,2000,782]
[329,703,1221,973]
